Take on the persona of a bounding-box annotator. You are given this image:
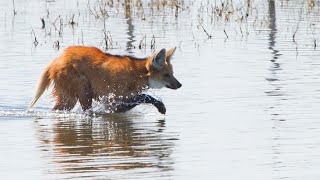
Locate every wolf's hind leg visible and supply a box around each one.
[52,66,92,111]
[52,89,77,111]
[77,74,93,111]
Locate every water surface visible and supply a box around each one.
[1,0,320,179]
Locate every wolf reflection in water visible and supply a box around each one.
[35,115,177,174]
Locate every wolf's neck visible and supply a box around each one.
[131,57,149,76]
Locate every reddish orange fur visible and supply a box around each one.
[49,46,148,100]
[28,46,180,111]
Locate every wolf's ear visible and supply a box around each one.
[166,47,176,61]
[151,48,166,71]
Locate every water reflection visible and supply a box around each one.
[34,114,177,178]
[266,2,288,179]
[265,0,284,102]
[125,0,136,53]
[267,0,281,64]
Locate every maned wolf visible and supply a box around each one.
[28,46,181,114]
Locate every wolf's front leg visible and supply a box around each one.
[114,94,166,114]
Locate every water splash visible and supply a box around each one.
[0,108,89,119]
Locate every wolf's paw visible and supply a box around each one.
[154,101,166,114]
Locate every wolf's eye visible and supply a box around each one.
[164,73,170,78]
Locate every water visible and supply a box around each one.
[1,0,320,179]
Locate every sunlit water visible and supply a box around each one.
[1,0,320,179]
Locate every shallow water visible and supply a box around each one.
[1,0,320,179]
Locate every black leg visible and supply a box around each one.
[114,94,166,114]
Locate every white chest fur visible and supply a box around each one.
[148,78,165,89]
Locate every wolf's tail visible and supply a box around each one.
[27,67,51,111]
